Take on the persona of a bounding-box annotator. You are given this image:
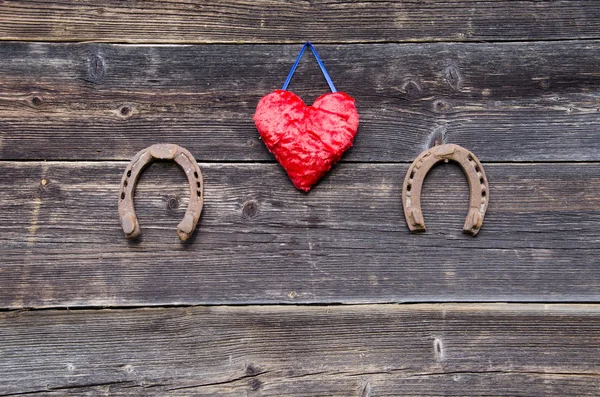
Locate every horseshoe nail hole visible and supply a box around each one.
[407,183,412,191]
[197,190,201,197]
[475,165,480,172]
[194,171,199,178]
[31,96,43,106]
[124,180,128,187]
[119,106,132,117]
[121,192,125,200]
[410,170,415,179]
[196,181,200,188]
[482,190,487,197]
[479,177,484,183]
[127,170,131,177]
[467,154,474,162]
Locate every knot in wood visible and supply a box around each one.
[433,99,452,113]
[242,200,259,219]
[89,54,105,81]
[401,78,423,99]
[167,196,179,210]
[119,105,133,118]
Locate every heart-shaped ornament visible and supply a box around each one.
[254,89,359,191]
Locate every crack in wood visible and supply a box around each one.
[166,371,270,392]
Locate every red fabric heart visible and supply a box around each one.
[253,90,359,191]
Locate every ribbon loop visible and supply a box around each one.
[282,42,337,93]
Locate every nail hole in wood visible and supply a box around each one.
[120,106,132,117]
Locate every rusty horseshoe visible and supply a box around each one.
[118,144,204,241]
[402,144,489,236]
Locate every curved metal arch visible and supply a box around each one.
[402,144,489,236]
[118,144,204,241]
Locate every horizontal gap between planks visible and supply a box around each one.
[2,159,600,165]
[1,37,600,46]
[3,301,600,313]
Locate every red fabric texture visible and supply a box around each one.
[253,90,359,191]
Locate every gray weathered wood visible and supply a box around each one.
[0,0,599,43]
[3,1,599,395]
[1,304,599,396]
[1,161,599,308]
[1,42,599,162]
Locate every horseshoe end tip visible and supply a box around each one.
[126,230,141,239]
[408,224,426,233]
[121,213,140,239]
[406,207,425,232]
[176,226,194,241]
[176,230,192,241]
[176,213,197,241]
[463,224,481,236]
[464,209,484,236]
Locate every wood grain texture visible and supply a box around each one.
[1,161,599,308]
[0,0,599,44]
[2,2,599,395]
[1,304,599,396]
[0,42,599,162]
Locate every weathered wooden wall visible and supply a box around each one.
[2,304,600,396]
[1,42,599,162]
[2,161,600,308]
[1,0,599,43]
[0,1,599,395]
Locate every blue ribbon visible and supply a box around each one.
[281,42,337,93]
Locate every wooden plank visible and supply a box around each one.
[0,42,599,162]
[1,161,599,308]
[1,304,599,395]
[0,1,599,44]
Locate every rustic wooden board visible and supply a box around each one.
[1,1,599,44]
[1,42,599,162]
[1,161,599,308]
[2,1,598,395]
[1,304,599,395]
